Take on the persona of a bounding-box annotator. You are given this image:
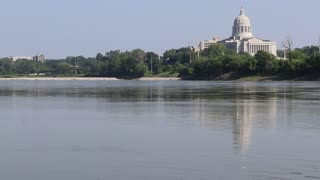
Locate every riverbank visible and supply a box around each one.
[235,74,320,81]
[0,77,181,81]
[181,72,320,81]
[0,73,319,81]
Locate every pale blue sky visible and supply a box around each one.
[0,0,319,58]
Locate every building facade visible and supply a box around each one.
[8,54,46,62]
[9,56,33,62]
[199,37,220,51]
[33,54,46,62]
[197,9,277,56]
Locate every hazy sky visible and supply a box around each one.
[0,0,319,58]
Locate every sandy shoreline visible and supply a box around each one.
[0,77,181,81]
[136,77,181,81]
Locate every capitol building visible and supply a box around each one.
[197,9,277,56]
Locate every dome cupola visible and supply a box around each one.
[232,9,253,39]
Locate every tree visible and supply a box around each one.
[108,55,121,76]
[222,54,239,72]
[254,51,277,74]
[277,50,285,58]
[106,50,121,62]
[133,64,148,77]
[288,50,306,60]
[163,48,194,65]
[78,57,96,75]
[146,52,161,74]
[14,60,38,75]
[178,66,193,77]
[56,62,73,75]
[0,66,6,75]
[245,57,257,72]
[0,58,13,75]
[306,54,320,73]
[130,49,146,64]
[284,58,306,75]
[283,36,294,60]
[202,43,226,58]
[191,57,210,78]
[296,46,320,56]
[97,61,108,76]
[96,53,104,62]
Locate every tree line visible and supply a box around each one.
[181,44,320,80]
[0,44,319,79]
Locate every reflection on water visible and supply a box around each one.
[233,99,255,155]
[0,80,320,180]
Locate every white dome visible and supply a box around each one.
[232,9,253,39]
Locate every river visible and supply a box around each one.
[0,80,319,180]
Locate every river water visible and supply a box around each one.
[0,80,319,180]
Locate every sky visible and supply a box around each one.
[0,0,319,59]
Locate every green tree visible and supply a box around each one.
[244,57,257,72]
[254,51,277,74]
[288,50,306,60]
[146,52,161,74]
[96,53,104,62]
[0,66,6,75]
[56,62,73,75]
[14,60,37,74]
[0,58,13,74]
[201,43,226,58]
[163,48,194,65]
[97,61,108,76]
[133,64,148,77]
[284,58,306,75]
[306,54,320,73]
[130,49,146,64]
[191,57,210,78]
[296,46,319,57]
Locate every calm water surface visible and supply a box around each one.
[0,80,319,180]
